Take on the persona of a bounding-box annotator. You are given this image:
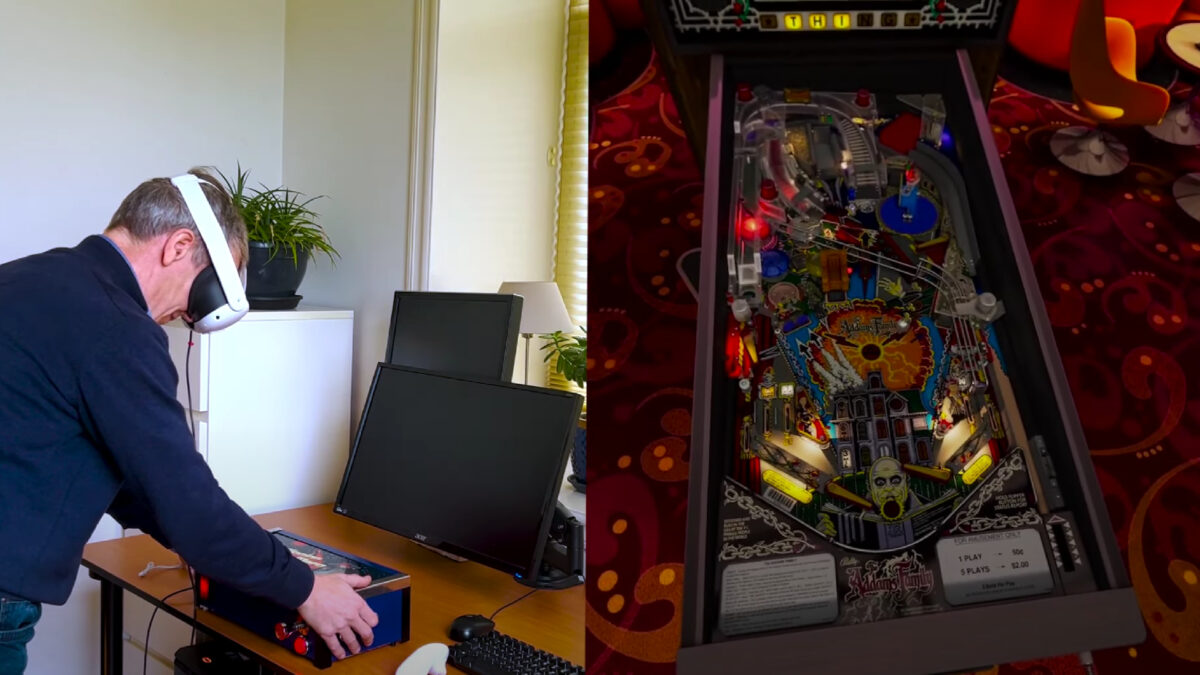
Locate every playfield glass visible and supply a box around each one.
[273,531,396,583]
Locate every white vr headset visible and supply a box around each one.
[170,174,249,333]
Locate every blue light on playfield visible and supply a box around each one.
[940,129,955,154]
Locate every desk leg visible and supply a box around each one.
[99,578,122,675]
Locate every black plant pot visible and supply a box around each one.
[246,242,309,310]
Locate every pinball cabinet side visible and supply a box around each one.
[678,53,1144,675]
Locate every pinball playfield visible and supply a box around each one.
[724,85,1021,561]
[645,1,1148,673]
[715,79,1082,635]
[274,530,398,582]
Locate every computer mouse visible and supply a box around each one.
[395,643,449,675]
[448,614,495,642]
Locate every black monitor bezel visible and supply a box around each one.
[333,362,583,581]
[384,291,524,382]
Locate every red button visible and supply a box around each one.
[274,623,289,641]
[737,83,753,102]
[293,636,308,655]
[855,89,871,108]
[761,180,778,200]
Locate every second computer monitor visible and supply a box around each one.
[334,363,583,581]
[384,291,523,381]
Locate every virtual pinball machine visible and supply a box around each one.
[642,2,1148,673]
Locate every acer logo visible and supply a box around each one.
[414,533,427,542]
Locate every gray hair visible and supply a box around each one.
[105,167,248,267]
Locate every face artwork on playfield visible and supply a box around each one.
[869,457,909,520]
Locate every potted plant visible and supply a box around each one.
[542,329,587,492]
[218,165,338,309]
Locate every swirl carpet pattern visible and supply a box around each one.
[587,51,1200,674]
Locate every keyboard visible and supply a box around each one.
[448,630,584,675]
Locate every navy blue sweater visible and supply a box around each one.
[0,236,313,608]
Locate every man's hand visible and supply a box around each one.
[297,573,380,659]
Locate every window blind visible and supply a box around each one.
[547,0,588,397]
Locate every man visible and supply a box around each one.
[0,170,375,673]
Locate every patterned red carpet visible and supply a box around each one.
[587,50,1200,674]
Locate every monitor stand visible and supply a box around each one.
[518,566,584,590]
[517,502,584,590]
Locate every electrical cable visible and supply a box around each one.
[487,588,538,622]
[185,331,198,646]
[145,586,191,675]
[186,329,196,457]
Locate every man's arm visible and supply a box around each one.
[80,323,379,658]
[77,324,314,609]
[106,486,173,547]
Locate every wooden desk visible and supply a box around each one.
[82,504,584,674]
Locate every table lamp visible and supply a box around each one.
[497,281,575,384]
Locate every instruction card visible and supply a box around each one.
[719,554,838,636]
[936,528,1054,606]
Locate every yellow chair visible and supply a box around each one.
[1050,0,1172,175]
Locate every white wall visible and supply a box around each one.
[0,3,286,672]
[281,0,417,423]
[427,0,566,383]
[0,0,286,262]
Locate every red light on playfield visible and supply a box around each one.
[198,576,209,600]
[740,216,766,240]
[738,207,769,241]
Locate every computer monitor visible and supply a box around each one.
[384,291,523,381]
[333,363,583,583]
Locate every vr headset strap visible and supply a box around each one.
[170,174,248,313]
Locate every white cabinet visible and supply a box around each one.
[161,306,355,516]
[122,305,355,673]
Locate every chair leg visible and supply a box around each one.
[1049,126,1130,176]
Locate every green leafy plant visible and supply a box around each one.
[541,329,587,389]
[217,164,339,265]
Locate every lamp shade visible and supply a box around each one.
[497,281,575,335]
